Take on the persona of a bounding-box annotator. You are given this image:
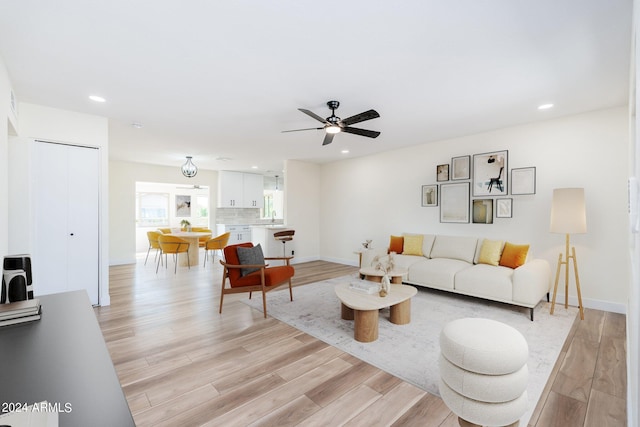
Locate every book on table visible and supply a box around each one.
[349,281,380,294]
[0,298,41,326]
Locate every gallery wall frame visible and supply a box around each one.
[451,155,471,180]
[437,164,450,182]
[421,184,438,207]
[511,167,536,195]
[472,150,508,196]
[496,198,513,218]
[472,199,494,224]
[440,182,470,223]
[175,195,191,217]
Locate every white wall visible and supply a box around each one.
[0,55,14,256]
[109,160,218,265]
[284,159,321,263]
[8,103,111,305]
[627,2,639,424]
[316,107,629,312]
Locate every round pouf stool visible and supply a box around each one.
[439,318,529,427]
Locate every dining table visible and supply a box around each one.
[165,231,212,266]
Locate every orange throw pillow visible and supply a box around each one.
[389,235,404,254]
[499,242,529,269]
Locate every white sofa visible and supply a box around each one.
[361,234,551,320]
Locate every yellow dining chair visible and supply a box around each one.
[203,232,231,267]
[192,227,213,248]
[157,234,190,273]
[157,227,171,234]
[145,231,163,266]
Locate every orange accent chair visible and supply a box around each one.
[219,243,294,318]
[145,231,162,266]
[157,234,190,274]
[203,232,231,267]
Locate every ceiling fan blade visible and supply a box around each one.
[322,133,335,146]
[341,109,380,126]
[342,126,381,138]
[299,108,328,124]
[281,127,323,133]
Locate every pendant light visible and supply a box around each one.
[181,156,198,178]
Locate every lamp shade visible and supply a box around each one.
[181,156,197,178]
[550,188,587,234]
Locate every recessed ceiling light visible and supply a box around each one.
[89,95,106,103]
[341,149,350,154]
[131,122,143,129]
[216,157,232,162]
[251,166,258,169]
[538,103,554,110]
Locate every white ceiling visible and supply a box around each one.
[0,0,632,176]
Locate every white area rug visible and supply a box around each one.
[242,275,577,424]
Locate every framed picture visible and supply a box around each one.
[472,150,508,196]
[496,198,513,218]
[437,164,450,182]
[175,195,191,217]
[472,199,494,224]
[511,167,536,195]
[440,182,470,223]
[451,155,471,180]
[421,184,438,207]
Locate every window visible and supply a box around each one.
[136,192,169,227]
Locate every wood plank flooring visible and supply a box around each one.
[95,257,626,426]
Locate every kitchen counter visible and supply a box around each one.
[251,225,294,259]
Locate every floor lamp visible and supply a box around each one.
[549,188,586,320]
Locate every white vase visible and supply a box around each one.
[380,274,391,297]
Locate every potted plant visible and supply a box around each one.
[180,219,191,232]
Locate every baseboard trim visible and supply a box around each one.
[552,293,627,314]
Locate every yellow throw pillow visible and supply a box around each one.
[499,242,530,269]
[403,234,424,256]
[389,235,404,254]
[478,239,504,266]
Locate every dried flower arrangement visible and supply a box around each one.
[371,252,396,274]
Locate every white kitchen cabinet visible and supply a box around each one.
[242,173,263,208]
[217,224,252,245]
[217,171,264,208]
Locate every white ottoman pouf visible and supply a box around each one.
[439,318,529,427]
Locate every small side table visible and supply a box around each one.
[358,266,408,284]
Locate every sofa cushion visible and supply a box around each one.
[393,254,425,272]
[477,239,504,266]
[455,264,514,301]
[389,235,404,254]
[403,234,424,256]
[499,242,530,269]
[430,235,478,264]
[407,258,471,290]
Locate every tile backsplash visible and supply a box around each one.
[215,208,284,225]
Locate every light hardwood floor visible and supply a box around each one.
[95,257,626,426]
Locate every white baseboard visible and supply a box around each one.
[320,256,359,267]
[552,293,627,314]
[109,257,137,266]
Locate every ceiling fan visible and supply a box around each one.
[283,100,380,146]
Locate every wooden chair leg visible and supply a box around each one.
[262,291,267,318]
[289,279,293,301]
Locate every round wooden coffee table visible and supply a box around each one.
[335,282,417,342]
[358,267,408,284]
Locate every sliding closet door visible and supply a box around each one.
[32,141,100,305]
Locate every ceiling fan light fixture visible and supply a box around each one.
[325,125,341,134]
[181,156,198,178]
